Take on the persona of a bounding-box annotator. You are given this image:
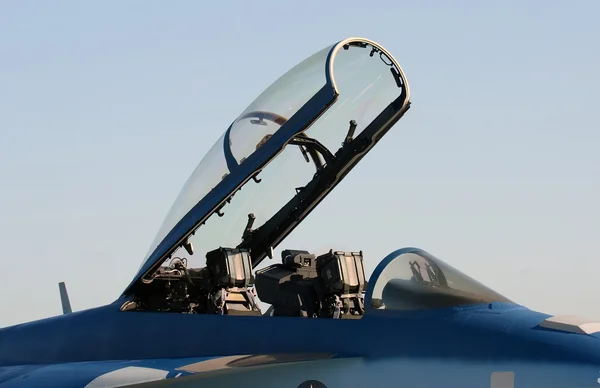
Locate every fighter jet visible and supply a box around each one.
[0,37,599,388]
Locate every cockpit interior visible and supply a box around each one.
[122,247,368,319]
[118,38,513,319]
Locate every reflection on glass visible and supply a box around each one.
[369,251,513,311]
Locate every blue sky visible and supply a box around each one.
[0,1,598,327]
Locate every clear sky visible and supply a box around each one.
[0,1,598,328]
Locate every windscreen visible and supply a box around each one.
[367,249,513,311]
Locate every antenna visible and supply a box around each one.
[58,282,72,314]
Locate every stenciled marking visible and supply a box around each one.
[491,371,514,388]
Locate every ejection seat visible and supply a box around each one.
[205,247,262,316]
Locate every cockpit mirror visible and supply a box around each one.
[250,118,268,126]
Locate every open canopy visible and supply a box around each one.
[124,37,411,295]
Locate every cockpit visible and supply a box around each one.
[121,244,514,318]
[117,37,511,319]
